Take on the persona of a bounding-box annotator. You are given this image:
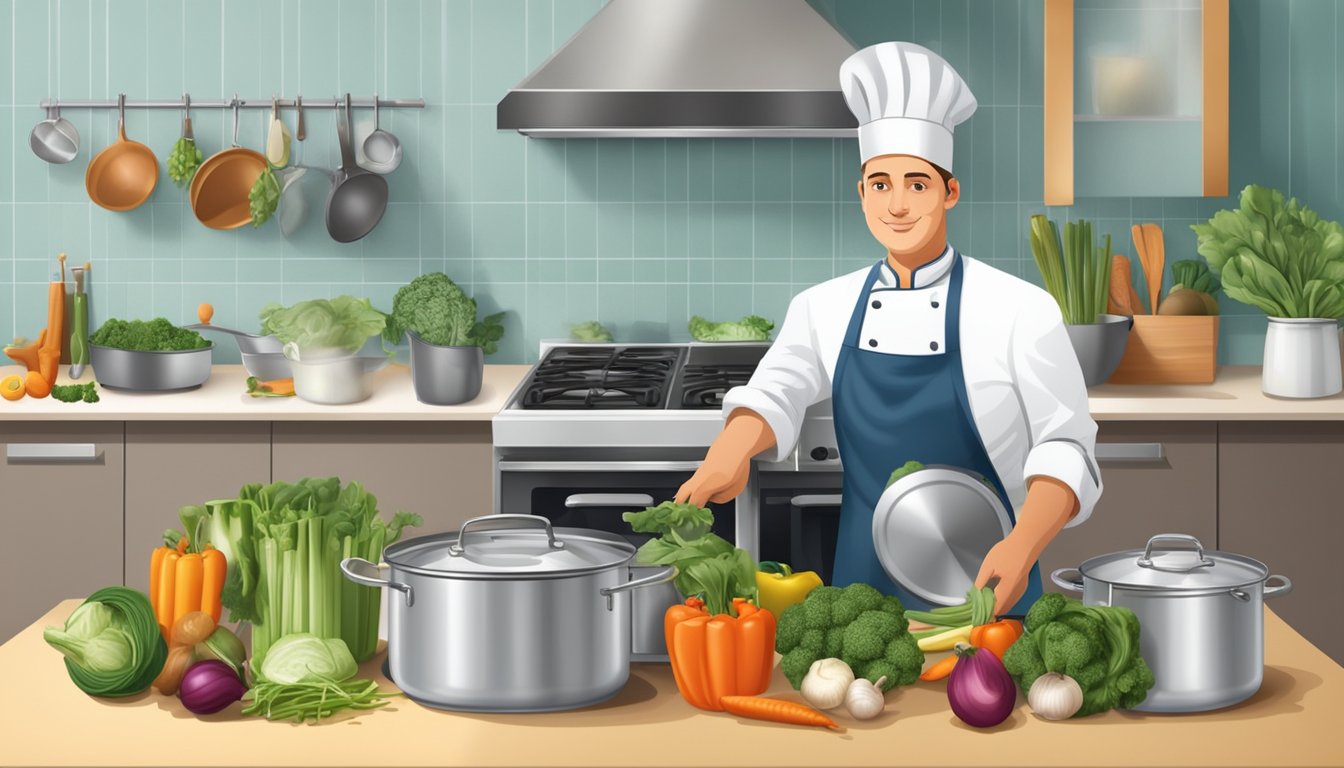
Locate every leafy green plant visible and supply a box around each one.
[167,137,203,186]
[1030,215,1113,325]
[249,167,281,227]
[258,296,387,354]
[570,320,613,342]
[1191,184,1344,318]
[688,315,774,342]
[623,501,756,617]
[387,272,508,353]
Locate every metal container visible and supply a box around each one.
[408,331,484,405]
[1052,534,1292,713]
[1064,314,1132,387]
[340,515,676,712]
[89,343,213,391]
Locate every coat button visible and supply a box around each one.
[932,300,940,308]
[868,339,878,348]
[930,341,939,351]
[872,300,882,309]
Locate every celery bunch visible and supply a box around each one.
[1029,215,1113,325]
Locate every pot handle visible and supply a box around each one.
[1137,533,1215,572]
[599,566,678,611]
[340,557,415,607]
[448,514,565,556]
[1262,574,1293,600]
[1050,567,1085,592]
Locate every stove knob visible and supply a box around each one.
[810,446,830,462]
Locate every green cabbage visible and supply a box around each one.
[44,587,167,697]
[258,296,387,354]
[259,634,358,685]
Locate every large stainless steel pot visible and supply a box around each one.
[340,514,675,712]
[1052,533,1292,713]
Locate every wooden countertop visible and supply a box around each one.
[2,601,1340,768]
[1087,366,1344,421]
[0,364,531,421]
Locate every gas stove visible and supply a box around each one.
[493,341,837,469]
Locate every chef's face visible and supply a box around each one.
[857,155,960,257]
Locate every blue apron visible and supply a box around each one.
[829,254,1043,614]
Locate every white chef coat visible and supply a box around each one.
[721,247,1102,526]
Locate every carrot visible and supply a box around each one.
[1108,254,1135,316]
[719,696,840,729]
[920,654,958,682]
[149,547,167,617]
[39,260,65,381]
[200,548,227,623]
[156,551,180,638]
[258,378,294,395]
[174,554,204,620]
[24,371,51,399]
[704,616,738,705]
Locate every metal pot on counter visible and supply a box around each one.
[1052,534,1292,713]
[340,514,675,712]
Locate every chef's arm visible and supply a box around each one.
[675,409,778,508]
[1006,476,1078,556]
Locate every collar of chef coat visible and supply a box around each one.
[873,245,955,290]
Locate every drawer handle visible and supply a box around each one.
[1094,442,1164,462]
[6,443,99,462]
[564,493,655,509]
[789,494,843,508]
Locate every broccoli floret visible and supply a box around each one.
[799,586,842,630]
[90,317,209,352]
[824,626,847,659]
[799,629,825,655]
[842,610,903,662]
[1004,593,1156,717]
[774,603,808,653]
[883,632,924,680]
[390,272,479,347]
[885,460,926,489]
[830,582,884,626]
[781,646,820,689]
[876,594,905,617]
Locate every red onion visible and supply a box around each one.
[947,642,1017,728]
[178,659,247,715]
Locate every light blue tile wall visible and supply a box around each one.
[1,0,1340,364]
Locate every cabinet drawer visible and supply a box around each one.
[124,422,272,594]
[1038,422,1217,593]
[272,422,493,537]
[0,423,124,642]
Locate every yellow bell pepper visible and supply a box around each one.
[755,561,823,619]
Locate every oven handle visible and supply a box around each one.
[497,460,703,472]
[565,493,655,509]
[789,494,844,508]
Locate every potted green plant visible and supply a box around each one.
[259,296,391,404]
[1029,215,1131,386]
[1192,185,1344,398]
[386,272,505,405]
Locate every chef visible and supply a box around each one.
[675,42,1101,616]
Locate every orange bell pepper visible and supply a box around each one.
[148,538,228,640]
[919,618,1024,682]
[665,597,777,711]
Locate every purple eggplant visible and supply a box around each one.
[947,642,1017,728]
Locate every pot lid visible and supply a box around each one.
[383,515,635,579]
[1080,534,1269,591]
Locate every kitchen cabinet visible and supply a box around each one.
[0,423,124,642]
[123,422,272,594]
[1218,422,1344,666]
[1043,0,1228,203]
[1038,421,1217,597]
[272,422,494,536]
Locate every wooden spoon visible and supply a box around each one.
[1143,223,1166,315]
[1132,224,1155,314]
[1108,254,1135,316]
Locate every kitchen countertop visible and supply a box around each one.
[4,364,1344,422]
[1,602,1340,768]
[0,364,531,421]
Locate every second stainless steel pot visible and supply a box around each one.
[341,514,675,712]
[88,343,213,391]
[1053,533,1291,713]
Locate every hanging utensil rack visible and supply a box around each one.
[37,96,425,111]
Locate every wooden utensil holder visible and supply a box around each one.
[1107,315,1219,384]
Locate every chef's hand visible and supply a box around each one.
[976,476,1080,616]
[974,538,1036,618]
[675,409,777,508]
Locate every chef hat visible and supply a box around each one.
[839,42,977,171]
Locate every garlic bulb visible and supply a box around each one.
[1027,672,1083,720]
[844,675,887,720]
[800,658,854,710]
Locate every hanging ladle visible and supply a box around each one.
[30,103,80,164]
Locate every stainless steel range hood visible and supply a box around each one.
[497,0,859,138]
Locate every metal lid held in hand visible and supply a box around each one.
[1080,534,1270,592]
[383,514,637,580]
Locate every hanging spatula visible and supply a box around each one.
[1142,223,1165,314]
[1132,224,1156,314]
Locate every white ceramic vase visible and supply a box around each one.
[1261,317,1342,398]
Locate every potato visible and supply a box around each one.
[1158,288,1210,316]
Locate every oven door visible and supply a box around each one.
[758,472,844,584]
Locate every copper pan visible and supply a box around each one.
[85,94,158,211]
[191,99,266,230]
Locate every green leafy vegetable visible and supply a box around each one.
[387,272,508,353]
[623,502,755,617]
[1029,215,1113,324]
[174,499,261,623]
[243,676,391,722]
[775,583,923,693]
[249,167,281,227]
[570,321,613,342]
[688,315,775,342]
[43,587,167,697]
[1002,593,1155,717]
[50,382,99,403]
[1191,184,1344,318]
[258,296,387,355]
[258,634,358,685]
[885,460,925,489]
[1169,260,1220,296]
[90,318,210,352]
[167,136,204,186]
